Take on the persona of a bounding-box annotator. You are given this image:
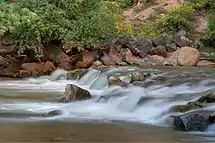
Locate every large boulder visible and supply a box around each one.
[67,69,88,80]
[172,110,215,131]
[108,47,123,65]
[174,30,191,47]
[164,50,180,66]
[59,84,91,103]
[150,55,165,65]
[43,61,56,74]
[178,47,200,66]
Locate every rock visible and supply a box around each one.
[170,102,202,113]
[198,92,215,103]
[152,33,169,47]
[117,37,152,58]
[174,36,190,47]
[108,76,127,87]
[0,56,9,69]
[150,55,165,64]
[166,43,177,52]
[120,48,145,65]
[56,50,72,70]
[164,50,180,66]
[101,53,116,66]
[93,60,103,67]
[197,60,215,67]
[43,61,56,74]
[178,47,200,66]
[149,45,167,57]
[76,51,97,68]
[59,84,91,103]
[67,69,88,80]
[176,30,187,37]
[118,62,127,66]
[109,47,123,64]
[21,62,45,76]
[19,70,31,78]
[0,63,20,78]
[118,73,132,83]
[131,72,147,82]
[172,110,215,131]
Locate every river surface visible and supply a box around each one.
[0,66,215,142]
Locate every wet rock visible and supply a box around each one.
[21,62,45,76]
[131,72,148,82]
[166,43,177,52]
[149,45,167,57]
[43,61,56,74]
[152,33,169,47]
[93,60,103,67]
[118,62,128,66]
[76,51,97,68]
[170,102,202,113]
[118,73,132,83]
[67,69,88,80]
[198,92,215,103]
[197,60,215,67]
[172,110,215,131]
[108,76,127,87]
[19,70,31,78]
[59,84,91,103]
[150,55,165,65]
[101,53,116,66]
[178,47,200,66]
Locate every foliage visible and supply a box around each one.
[155,4,195,33]
[0,0,125,59]
[137,22,160,39]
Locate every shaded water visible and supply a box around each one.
[0,66,215,142]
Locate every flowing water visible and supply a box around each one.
[0,66,215,142]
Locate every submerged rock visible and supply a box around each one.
[198,92,215,103]
[67,69,88,80]
[59,84,91,103]
[108,76,127,87]
[172,110,215,131]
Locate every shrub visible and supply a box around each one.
[156,4,195,33]
[0,0,123,59]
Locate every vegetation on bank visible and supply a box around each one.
[1,0,215,60]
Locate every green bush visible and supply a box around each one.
[0,0,123,59]
[156,4,194,33]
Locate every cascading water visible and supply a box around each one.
[0,67,215,136]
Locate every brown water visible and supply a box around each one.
[0,121,209,142]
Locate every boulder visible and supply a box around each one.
[76,51,97,68]
[21,62,45,76]
[0,63,20,78]
[198,92,215,103]
[166,43,177,52]
[197,60,215,67]
[109,47,123,65]
[131,72,148,82]
[93,60,103,67]
[59,84,91,103]
[43,61,56,74]
[149,45,167,57]
[174,36,190,47]
[67,69,88,80]
[172,110,215,131]
[164,50,180,66]
[178,47,200,66]
[101,53,116,66]
[56,50,72,70]
[150,55,165,64]
[120,48,145,65]
[169,102,202,113]
[108,76,127,87]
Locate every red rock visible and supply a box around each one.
[43,61,56,74]
[75,52,97,68]
[56,50,72,70]
[178,47,200,66]
[21,62,45,76]
[109,47,122,64]
[197,60,215,67]
[150,55,165,64]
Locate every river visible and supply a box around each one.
[0,66,215,142]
